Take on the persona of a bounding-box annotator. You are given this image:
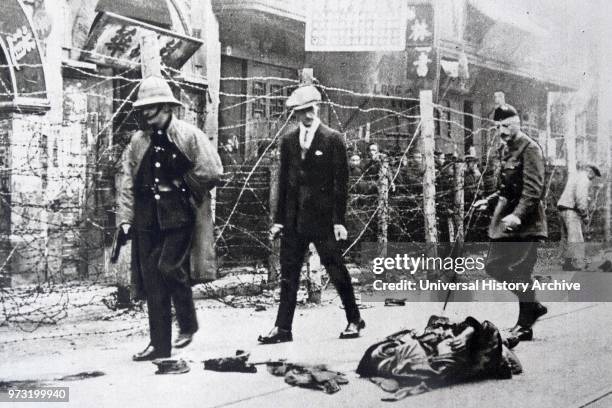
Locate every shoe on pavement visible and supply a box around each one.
[258,327,293,344]
[339,319,365,339]
[132,344,170,362]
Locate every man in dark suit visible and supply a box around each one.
[258,85,364,344]
[473,105,547,341]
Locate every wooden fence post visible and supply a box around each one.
[378,155,389,257]
[420,90,438,247]
[454,160,465,252]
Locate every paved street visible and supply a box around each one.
[2,291,612,408]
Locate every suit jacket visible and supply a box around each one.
[486,132,547,239]
[116,116,223,286]
[274,122,349,238]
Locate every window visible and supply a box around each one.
[252,81,266,117]
[270,84,285,118]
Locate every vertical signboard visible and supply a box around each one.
[0,0,47,102]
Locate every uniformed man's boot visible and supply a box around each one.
[510,301,548,341]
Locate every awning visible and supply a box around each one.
[456,0,579,90]
[95,0,172,29]
[0,0,48,112]
[468,0,549,37]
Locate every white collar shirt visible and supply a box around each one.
[298,118,320,151]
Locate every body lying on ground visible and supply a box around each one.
[356,315,522,401]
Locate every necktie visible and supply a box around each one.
[301,127,309,159]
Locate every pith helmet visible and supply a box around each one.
[133,76,182,108]
[286,85,321,111]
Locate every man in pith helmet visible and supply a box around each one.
[116,76,223,361]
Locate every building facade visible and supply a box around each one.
[0,0,220,284]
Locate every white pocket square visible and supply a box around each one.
[315,150,323,156]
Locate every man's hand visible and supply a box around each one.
[269,224,283,241]
[501,214,521,231]
[334,224,348,241]
[111,223,131,264]
[450,326,475,352]
[472,198,488,211]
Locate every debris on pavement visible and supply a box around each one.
[267,362,349,394]
[152,358,190,375]
[203,350,258,373]
[384,298,406,307]
[56,371,105,381]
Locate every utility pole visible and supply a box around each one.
[420,90,438,247]
[454,159,465,253]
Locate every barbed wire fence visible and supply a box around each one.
[0,49,608,340]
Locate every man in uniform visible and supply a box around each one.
[474,106,548,341]
[258,85,364,344]
[116,76,223,361]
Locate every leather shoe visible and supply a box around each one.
[524,302,548,327]
[173,333,194,349]
[508,325,533,341]
[533,302,548,320]
[339,319,365,339]
[258,328,293,344]
[132,344,170,361]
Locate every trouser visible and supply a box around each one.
[275,230,361,331]
[559,209,585,266]
[485,237,542,327]
[135,225,198,355]
[486,237,543,326]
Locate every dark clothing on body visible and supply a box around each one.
[356,315,521,401]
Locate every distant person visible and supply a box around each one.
[557,163,601,270]
[362,142,381,179]
[464,149,483,207]
[349,153,363,177]
[219,135,241,166]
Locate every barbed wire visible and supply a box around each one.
[0,56,603,335]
